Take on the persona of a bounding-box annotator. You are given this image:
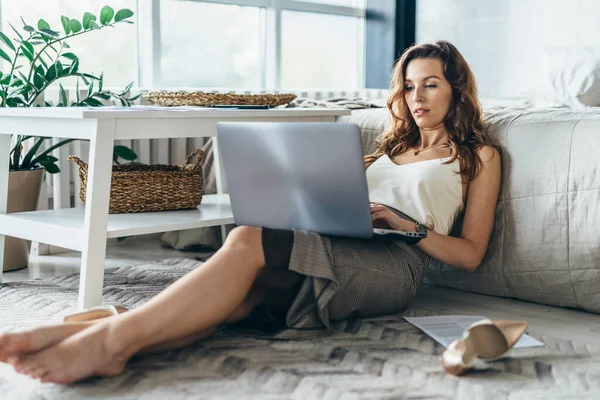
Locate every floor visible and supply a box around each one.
[4,235,600,347]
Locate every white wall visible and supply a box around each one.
[416,0,600,99]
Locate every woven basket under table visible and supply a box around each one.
[68,150,204,214]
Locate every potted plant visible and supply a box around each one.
[2,5,139,271]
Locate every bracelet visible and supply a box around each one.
[415,222,428,235]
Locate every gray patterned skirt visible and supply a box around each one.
[232,229,430,340]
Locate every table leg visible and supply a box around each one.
[0,134,10,283]
[77,120,115,310]
[212,137,229,243]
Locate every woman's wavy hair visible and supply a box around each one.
[364,40,496,183]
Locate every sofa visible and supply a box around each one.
[162,102,600,315]
[339,104,600,315]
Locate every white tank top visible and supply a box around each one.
[366,154,464,235]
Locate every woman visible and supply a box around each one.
[0,40,501,384]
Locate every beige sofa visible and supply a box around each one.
[163,103,600,314]
[339,105,600,314]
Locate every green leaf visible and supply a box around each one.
[68,59,79,74]
[69,19,82,33]
[56,62,66,78]
[98,72,104,91]
[0,48,11,63]
[37,19,50,31]
[40,161,60,174]
[100,6,115,25]
[84,97,104,107]
[87,77,94,96]
[38,155,58,164]
[114,9,134,23]
[12,84,33,97]
[0,32,15,52]
[20,44,33,62]
[23,25,35,33]
[22,41,34,55]
[39,29,60,38]
[59,83,68,106]
[81,72,101,80]
[76,79,80,102]
[113,145,137,161]
[89,21,101,30]
[8,97,26,106]
[95,92,111,100]
[61,15,71,35]
[61,53,79,61]
[0,75,11,85]
[82,12,97,30]
[33,71,45,90]
[45,62,60,82]
[62,42,70,49]
[77,73,89,85]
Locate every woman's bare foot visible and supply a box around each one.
[0,323,90,363]
[10,321,131,384]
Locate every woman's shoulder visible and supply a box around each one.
[477,145,500,163]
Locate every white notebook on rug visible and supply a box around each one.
[404,315,544,348]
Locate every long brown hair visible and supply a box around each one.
[364,40,495,183]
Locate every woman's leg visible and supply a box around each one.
[10,226,270,383]
[0,283,268,361]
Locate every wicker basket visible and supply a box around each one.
[68,150,204,214]
[142,91,297,108]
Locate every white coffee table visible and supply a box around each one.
[0,106,351,309]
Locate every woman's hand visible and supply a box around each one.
[370,203,418,232]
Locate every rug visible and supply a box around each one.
[0,258,598,400]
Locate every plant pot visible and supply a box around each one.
[3,168,44,272]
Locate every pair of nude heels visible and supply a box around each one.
[63,305,128,323]
[441,319,528,376]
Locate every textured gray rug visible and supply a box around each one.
[0,258,598,400]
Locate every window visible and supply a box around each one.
[152,0,366,89]
[0,0,367,89]
[160,0,263,88]
[281,10,361,88]
[1,0,138,87]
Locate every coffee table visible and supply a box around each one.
[0,106,351,309]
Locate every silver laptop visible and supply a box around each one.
[216,121,425,241]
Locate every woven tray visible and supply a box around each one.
[68,150,204,214]
[142,91,297,107]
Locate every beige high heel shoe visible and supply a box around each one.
[63,305,128,323]
[441,319,528,376]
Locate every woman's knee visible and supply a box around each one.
[223,226,264,265]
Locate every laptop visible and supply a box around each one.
[216,121,426,242]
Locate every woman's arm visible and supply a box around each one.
[416,146,502,271]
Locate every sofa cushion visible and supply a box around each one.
[337,108,391,156]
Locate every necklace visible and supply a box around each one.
[413,141,450,156]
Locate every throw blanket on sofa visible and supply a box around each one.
[290,97,386,110]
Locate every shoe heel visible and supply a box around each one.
[441,319,528,376]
